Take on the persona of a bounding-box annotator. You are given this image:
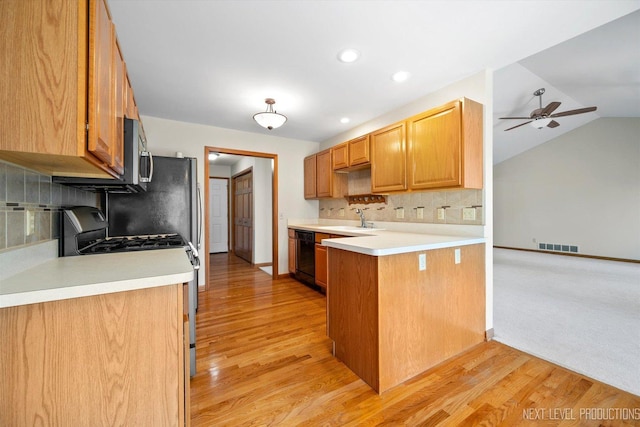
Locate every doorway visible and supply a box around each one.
[204,147,278,291]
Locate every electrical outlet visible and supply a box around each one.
[26,210,36,236]
[462,207,476,221]
[339,208,345,217]
[437,208,445,220]
[419,253,427,271]
[454,248,461,264]
[416,207,424,219]
[396,208,404,219]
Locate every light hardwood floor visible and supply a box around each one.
[191,253,640,426]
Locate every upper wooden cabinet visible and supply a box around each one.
[370,122,407,193]
[304,149,347,199]
[0,0,130,179]
[303,154,317,199]
[407,98,483,190]
[333,135,371,171]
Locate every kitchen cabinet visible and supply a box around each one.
[407,98,483,190]
[370,122,407,193]
[333,135,370,171]
[314,233,330,290]
[0,283,190,426]
[303,154,317,198]
[327,244,485,393]
[0,0,130,178]
[288,228,296,274]
[304,149,347,199]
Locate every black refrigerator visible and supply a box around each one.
[106,155,201,376]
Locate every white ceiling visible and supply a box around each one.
[108,0,640,165]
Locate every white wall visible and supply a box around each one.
[140,115,320,278]
[320,69,495,332]
[494,118,640,260]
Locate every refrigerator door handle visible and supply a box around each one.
[196,184,203,249]
[188,241,201,270]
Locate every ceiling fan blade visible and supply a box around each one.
[541,101,561,116]
[550,106,597,118]
[504,121,532,131]
[499,116,532,120]
[547,120,560,128]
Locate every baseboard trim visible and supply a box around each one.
[485,328,494,341]
[255,262,272,268]
[493,246,639,264]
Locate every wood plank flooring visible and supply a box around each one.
[191,253,640,426]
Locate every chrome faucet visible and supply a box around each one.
[355,208,366,228]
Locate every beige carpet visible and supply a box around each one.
[493,248,640,396]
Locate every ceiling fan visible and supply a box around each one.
[500,88,597,131]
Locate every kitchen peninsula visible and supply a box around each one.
[288,223,486,393]
[0,248,193,426]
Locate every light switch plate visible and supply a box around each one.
[437,208,445,220]
[454,248,461,264]
[419,253,427,271]
[416,207,424,219]
[339,208,345,217]
[396,208,404,219]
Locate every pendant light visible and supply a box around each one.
[253,98,287,130]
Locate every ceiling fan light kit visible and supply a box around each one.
[500,87,597,131]
[253,98,287,130]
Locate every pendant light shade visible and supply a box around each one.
[253,98,287,130]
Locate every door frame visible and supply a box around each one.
[204,147,278,290]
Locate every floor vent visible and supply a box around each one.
[538,243,579,253]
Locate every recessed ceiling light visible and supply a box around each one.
[337,48,360,63]
[208,152,220,161]
[340,117,350,124]
[392,71,411,82]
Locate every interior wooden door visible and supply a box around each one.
[233,170,253,263]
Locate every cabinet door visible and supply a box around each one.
[349,135,370,166]
[303,155,317,199]
[315,243,328,290]
[111,39,125,175]
[315,149,333,197]
[371,122,406,192]
[332,143,349,170]
[288,236,296,274]
[408,101,462,190]
[88,0,115,167]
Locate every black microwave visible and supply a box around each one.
[54,118,153,193]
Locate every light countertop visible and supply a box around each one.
[288,223,485,256]
[0,248,194,308]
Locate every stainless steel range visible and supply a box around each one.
[60,206,198,265]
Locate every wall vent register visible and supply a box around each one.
[538,243,579,253]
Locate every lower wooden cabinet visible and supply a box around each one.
[288,228,296,274]
[327,244,485,393]
[0,284,190,426]
[315,243,328,290]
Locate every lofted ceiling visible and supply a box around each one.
[108,0,640,166]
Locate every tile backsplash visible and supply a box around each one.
[319,169,483,226]
[0,160,100,251]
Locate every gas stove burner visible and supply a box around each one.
[80,233,188,254]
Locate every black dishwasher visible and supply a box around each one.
[295,230,315,286]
